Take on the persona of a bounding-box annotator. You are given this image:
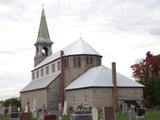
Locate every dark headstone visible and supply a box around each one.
[44,115,56,120]
[20,112,32,120]
[71,108,92,120]
[103,107,115,120]
[71,113,92,120]
[137,108,145,116]
[10,112,19,118]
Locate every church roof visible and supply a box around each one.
[34,38,102,70]
[36,8,51,43]
[20,71,60,92]
[65,66,144,90]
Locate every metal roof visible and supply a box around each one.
[34,38,102,70]
[20,71,60,92]
[65,66,144,90]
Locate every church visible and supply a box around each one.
[20,9,144,111]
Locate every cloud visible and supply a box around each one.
[45,0,160,37]
[0,50,15,55]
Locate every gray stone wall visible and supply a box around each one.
[65,87,143,110]
[64,55,102,87]
[47,76,60,110]
[118,87,143,100]
[66,89,94,109]
[20,89,47,111]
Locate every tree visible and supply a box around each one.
[131,51,160,107]
[3,97,20,107]
[131,51,160,83]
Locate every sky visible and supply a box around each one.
[0,0,160,100]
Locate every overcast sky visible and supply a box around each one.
[0,0,160,100]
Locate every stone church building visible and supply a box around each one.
[20,9,144,111]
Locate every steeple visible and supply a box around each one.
[34,8,53,67]
[37,8,50,42]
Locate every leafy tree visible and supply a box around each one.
[131,51,160,107]
[131,51,160,83]
[3,97,20,107]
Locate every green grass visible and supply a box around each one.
[0,111,159,120]
[117,111,160,120]
[0,115,38,120]
[0,115,9,120]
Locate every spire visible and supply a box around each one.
[37,8,50,42]
[34,8,53,67]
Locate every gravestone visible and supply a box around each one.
[9,112,19,120]
[63,101,67,115]
[103,107,115,120]
[70,105,92,120]
[122,103,128,113]
[91,107,98,120]
[8,104,12,114]
[44,115,56,120]
[20,112,32,120]
[136,107,145,120]
[128,105,136,120]
[0,105,5,115]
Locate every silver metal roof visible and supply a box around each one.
[65,66,144,90]
[21,71,60,92]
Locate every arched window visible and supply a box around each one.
[42,47,48,56]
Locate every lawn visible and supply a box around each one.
[0,115,9,120]
[0,111,160,120]
[117,111,160,120]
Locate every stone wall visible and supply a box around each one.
[20,89,47,111]
[118,87,143,100]
[64,55,102,87]
[66,88,94,109]
[47,76,60,110]
[65,87,143,110]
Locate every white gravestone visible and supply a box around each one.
[92,107,98,120]
[63,101,67,116]
[24,105,29,112]
[128,105,136,120]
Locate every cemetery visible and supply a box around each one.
[0,4,159,120]
[11,7,160,120]
[0,104,160,120]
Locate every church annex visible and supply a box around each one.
[20,9,144,112]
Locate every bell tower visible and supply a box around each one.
[34,8,53,67]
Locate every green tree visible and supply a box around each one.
[3,97,20,107]
[131,51,160,107]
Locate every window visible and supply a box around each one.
[58,61,60,70]
[64,58,69,68]
[46,66,49,75]
[86,57,89,64]
[32,72,35,80]
[36,70,39,78]
[52,63,55,73]
[73,57,81,67]
[41,68,44,76]
[84,91,87,102]
[78,57,81,67]
[90,57,93,64]
[72,92,75,102]
[97,58,101,66]
[73,57,77,67]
